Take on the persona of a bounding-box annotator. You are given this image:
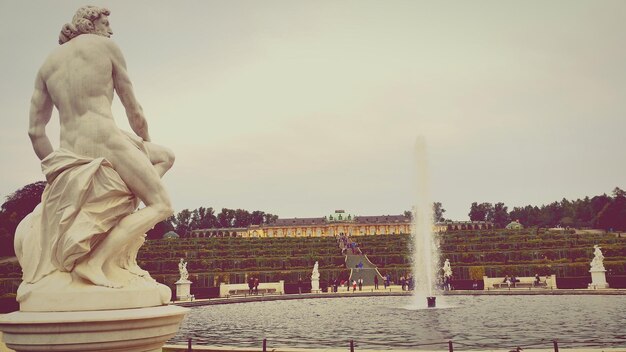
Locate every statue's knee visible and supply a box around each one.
[163,148,175,168]
[155,203,174,220]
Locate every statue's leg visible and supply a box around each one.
[120,233,152,278]
[74,140,173,288]
[144,142,175,177]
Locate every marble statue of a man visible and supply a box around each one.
[590,244,605,271]
[178,259,189,281]
[443,258,452,278]
[15,5,175,309]
[311,261,320,281]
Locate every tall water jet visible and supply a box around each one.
[410,136,440,308]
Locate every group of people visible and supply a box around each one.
[442,275,454,291]
[503,275,519,288]
[247,276,260,294]
[326,277,371,292]
[337,234,361,255]
[503,273,546,288]
[399,274,415,291]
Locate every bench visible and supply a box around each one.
[227,288,278,297]
[493,281,546,289]
[483,275,556,290]
[219,281,285,298]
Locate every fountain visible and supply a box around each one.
[410,136,440,308]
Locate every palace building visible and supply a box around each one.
[187,210,493,238]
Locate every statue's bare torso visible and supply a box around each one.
[40,34,122,156]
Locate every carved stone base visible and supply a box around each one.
[175,279,192,301]
[0,305,188,352]
[311,279,320,293]
[589,269,609,289]
[17,271,171,312]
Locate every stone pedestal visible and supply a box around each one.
[175,279,193,301]
[0,305,188,352]
[589,269,609,289]
[311,279,320,293]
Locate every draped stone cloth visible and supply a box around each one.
[16,148,139,284]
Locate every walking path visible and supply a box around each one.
[346,253,384,286]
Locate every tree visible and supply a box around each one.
[432,202,446,222]
[488,202,509,228]
[190,207,217,230]
[146,219,175,240]
[538,201,562,227]
[0,181,46,256]
[217,208,236,228]
[263,213,278,224]
[596,190,626,231]
[172,209,192,236]
[573,197,593,228]
[233,209,251,228]
[0,181,46,233]
[403,210,413,221]
[468,202,492,221]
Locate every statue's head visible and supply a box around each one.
[58,6,112,45]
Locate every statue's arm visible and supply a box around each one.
[28,72,54,160]
[107,40,151,142]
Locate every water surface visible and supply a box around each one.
[169,295,626,350]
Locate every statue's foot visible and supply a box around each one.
[74,261,122,288]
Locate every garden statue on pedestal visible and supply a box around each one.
[0,6,187,351]
[179,258,189,281]
[311,261,320,293]
[590,244,605,271]
[442,258,453,291]
[589,244,609,289]
[176,258,193,300]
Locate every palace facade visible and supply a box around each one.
[187,210,494,238]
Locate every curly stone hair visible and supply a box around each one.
[58,5,111,45]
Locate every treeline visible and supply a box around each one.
[148,207,279,240]
[468,187,626,230]
[1,181,624,256]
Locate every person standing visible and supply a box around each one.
[374,275,379,290]
[248,277,254,295]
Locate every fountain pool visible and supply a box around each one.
[169,294,626,350]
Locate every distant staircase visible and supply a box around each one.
[346,253,384,285]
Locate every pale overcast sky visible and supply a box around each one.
[0,1,624,221]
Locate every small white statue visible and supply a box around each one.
[443,258,453,278]
[590,245,605,271]
[311,261,320,281]
[178,258,189,281]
